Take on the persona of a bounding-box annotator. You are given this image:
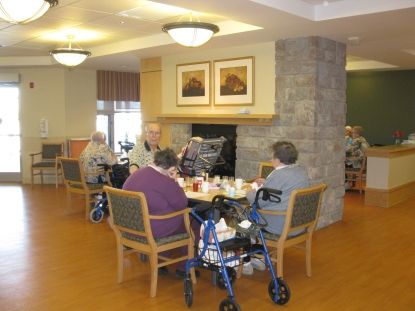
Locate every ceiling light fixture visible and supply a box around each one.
[162,20,219,47]
[0,0,58,24]
[49,35,91,67]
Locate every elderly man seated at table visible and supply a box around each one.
[128,123,162,174]
[80,131,118,183]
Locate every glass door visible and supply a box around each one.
[0,86,21,182]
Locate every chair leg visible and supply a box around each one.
[85,194,91,220]
[149,254,158,298]
[117,243,124,283]
[31,169,34,186]
[305,237,312,277]
[40,170,44,185]
[276,247,284,278]
[188,241,196,284]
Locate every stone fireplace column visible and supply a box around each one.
[237,36,347,227]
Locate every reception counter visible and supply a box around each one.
[365,144,415,207]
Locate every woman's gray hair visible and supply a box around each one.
[154,148,178,169]
[272,141,298,165]
[91,131,106,143]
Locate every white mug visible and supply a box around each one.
[235,178,243,190]
[177,177,184,187]
[201,181,210,193]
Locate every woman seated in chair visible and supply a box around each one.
[243,141,310,275]
[122,148,198,278]
[80,131,118,183]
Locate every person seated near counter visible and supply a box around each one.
[128,122,162,174]
[123,148,199,278]
[345,125,353,146]
[345,125,370,169]
[80,131,118,183]
[243,141,310,275]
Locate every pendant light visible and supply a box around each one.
[49,35,91,67]
[162,21,219,47]
[0,0,58,24]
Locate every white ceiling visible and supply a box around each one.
[0,0,414,72]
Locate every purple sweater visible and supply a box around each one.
[122,166,188,238]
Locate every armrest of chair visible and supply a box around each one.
[257,209,287,216]
[29,152,42,164]
[149,209,190,220]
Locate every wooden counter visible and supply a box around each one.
[365,144,415,207]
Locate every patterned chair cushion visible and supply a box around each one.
[111,195,145,232]
[122,232,189,246]
[291,192,320,228]
[32,161,55,168]
[42,145,63,159]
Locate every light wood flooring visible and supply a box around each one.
[0,184,414,311]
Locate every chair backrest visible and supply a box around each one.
[59,157,86,186]
[104,186,153,244]
[259,162,274,179]
[283,183,327,237]
[42,143,64,160]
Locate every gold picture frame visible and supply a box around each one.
[214,56,254,106]
[176,61,210,106]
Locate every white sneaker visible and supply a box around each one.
[242,262,254,275]
[251,257,266,271]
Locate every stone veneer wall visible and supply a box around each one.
[170,36,347,228]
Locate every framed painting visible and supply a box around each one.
[214,56,254,106]
[176,61,210,106]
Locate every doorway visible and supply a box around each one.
[0,86,21,182]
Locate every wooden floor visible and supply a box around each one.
[0,184,414,311]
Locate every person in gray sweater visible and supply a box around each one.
[243,141,309,275]
[246,141,310,235]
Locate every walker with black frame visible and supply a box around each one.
[183,187,291,311]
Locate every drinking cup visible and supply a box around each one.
[192,179,199,192]
[235,178,243,190]
[201,181,209,193]
[177,177,184,187]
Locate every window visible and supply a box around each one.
[96,101,141,153]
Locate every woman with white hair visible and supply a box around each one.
[80,131,118,183]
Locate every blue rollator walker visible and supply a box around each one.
[184,187,291,311]
[90,158,130,223]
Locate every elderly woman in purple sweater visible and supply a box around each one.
[123,148,197,278]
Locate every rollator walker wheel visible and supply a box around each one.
[219,298,240,311]
[90,207,104,223]
[184,277,193,307]
[216,266,236,289]
[268,278,290,305]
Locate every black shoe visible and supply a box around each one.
[158,267,169,276]
[175,269,200,279]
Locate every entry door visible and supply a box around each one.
[0,86,21,182]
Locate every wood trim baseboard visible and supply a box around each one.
[365,181,415,207]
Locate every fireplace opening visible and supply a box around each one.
[192,124,236,177]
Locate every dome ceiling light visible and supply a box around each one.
[0,0,58,24]
[162,21,219,47]
[49,35,91,67]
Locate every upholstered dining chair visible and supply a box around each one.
[30,142,64,187]
[246,161,274,183]
[104,186,196,298]
[58,157,105,220]
[345,156,367,194]
[258,183,327,278]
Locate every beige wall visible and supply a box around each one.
[162,41,275,115]
[3,67,97,183]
